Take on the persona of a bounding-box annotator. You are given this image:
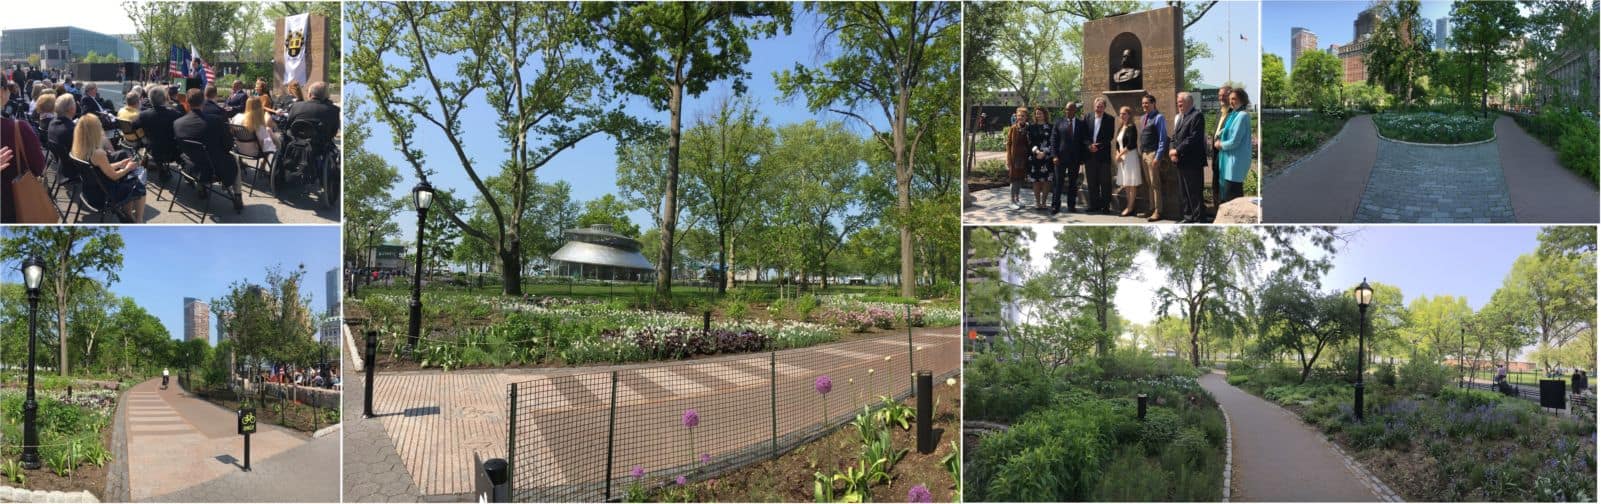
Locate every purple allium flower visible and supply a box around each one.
[630,465,645,480]
[908,484,933,503]
[676,475,688,486]
[699,453,711,464]
[815,375,833,395]
[682,409,700,429]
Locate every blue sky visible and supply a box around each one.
[4,227,342,345]
[343,6,890,244]
[1188,0,1262,97]
[1262,0,1458,74]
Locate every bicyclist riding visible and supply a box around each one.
[162,367,170,389]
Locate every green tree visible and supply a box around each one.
[1364,0,1432,106]
[341,96,401,271]
[777,1,958,298]
[1257,270,1359,384]
[681,96,774,292]
[421,189,462,275]
[1261,53,1289,108]
[1046,227,1155,356]
[1537,226,1597,258]
[616,127,704,245]
[769,121,868,289]
[1291,50,1343,109]
[1154,227,1263,367]
[588,2,793,297]
[1500,252,1594,368]
[124,0,186,69]
[576,194,640,238]
[1450,0,1525,117]
[1402,295,1474,358]
[348,2,633,296]
[990,2,1069,107]
[2,228,125,376]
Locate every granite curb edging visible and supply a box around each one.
[104,382,131,503]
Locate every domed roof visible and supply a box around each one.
[549,225,655,271]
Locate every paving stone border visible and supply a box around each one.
[1218,375,1235,502]
[0,486,99,503]
[104,380,131,503]
[1373,130,1497,147]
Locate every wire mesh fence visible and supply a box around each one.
[506,332,961,502]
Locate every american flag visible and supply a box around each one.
[167,45,187,78]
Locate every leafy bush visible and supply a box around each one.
[1557,119,1598,184]
[964,354,1057,422]
[1398,358,1452,396]
[1376,362,1398,388]
[1091,448,1168,501]
[1226,374,1249,386]
[971,402,1117,502]
[1137,408,1181,453]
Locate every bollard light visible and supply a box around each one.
[20,255,44,469]
[915,371,934,454]
[1137,393,1148,421]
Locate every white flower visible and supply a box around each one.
[946,377,957,387]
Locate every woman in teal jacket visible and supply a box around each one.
[1213,88,1253,203]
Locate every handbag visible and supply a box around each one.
[8,120,57,223]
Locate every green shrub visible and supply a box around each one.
[1137,408,1181,453]
[1437,386,1504,409]
[1398,358,1452,396]
[1091,448,1169,501]
[1376,362,1398,388]
[794,295,820,320]
[1557,119,1598,184]
[964,354,1057,422]
[1225,374,1249,386]
[971,402,1117,502]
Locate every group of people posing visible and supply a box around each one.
[0,73,339,223]
[1004,86,1254,223]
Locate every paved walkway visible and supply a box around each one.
[122,378,335,502]
[1495,115,1600,223]
[1197,373,1383,502]
[1264,115,1377,223]
[343,334,426,503]
[1354,139,1514,222]
[359,328,960,499]
[963,185,1168,224]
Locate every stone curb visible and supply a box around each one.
[345,322,365,372]
[0,486,99,503]
[104,381,131,503]
[1218,376,1234,502]
[1374,131,1497,147]
[312,423,341,439]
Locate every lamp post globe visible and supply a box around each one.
[20,255,44,469]
[407,180,434,354]
[1353,278,1373,422]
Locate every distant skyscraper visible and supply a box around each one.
[217,310,233,344]
[1291,27,1318,69]
[1435,17,1451,50]
[183,297,209,343]
[1354,7,1379,41]
[325,267,339,315]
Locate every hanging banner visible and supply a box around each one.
[283,13,310,87]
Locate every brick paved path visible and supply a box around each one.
[343,337,425,503]
[122,378,334,502]
[1495,115,1599,223]
[1354,139,1515,223]
[1198,373,1385,502]
[359,328,960,499]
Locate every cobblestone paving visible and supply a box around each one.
[147,432,339,503]
[342,336,425,503]
[963,186,1167,224]
[1354,139,1515,223]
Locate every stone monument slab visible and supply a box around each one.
[1083,7,1185,218]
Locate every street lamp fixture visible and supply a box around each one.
[1353,278,1372,422]
[20,255,44,469]
[408,180,435,354]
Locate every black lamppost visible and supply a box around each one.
[1353,278,1373,422]
[20,255,44,469]
[407,180,435,354]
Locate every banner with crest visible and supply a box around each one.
[283,13,310,87]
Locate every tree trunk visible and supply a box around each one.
[895,89,914,299]
[716,230,728,295]
[499,240,523,297]
[657,81,683,297]
[55,258,68,377]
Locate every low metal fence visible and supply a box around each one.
[505,334,961,502]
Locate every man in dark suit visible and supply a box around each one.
[224,80,249,114]
[283,81,341,140]
[173,89,236,191]
[1168,92,1208,223]
[133,88,184,165]
[77,82,114,120]
[1085,97,1116,213]
[201,86,230,119]
[1048,102,1086,215]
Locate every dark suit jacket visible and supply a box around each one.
[201,101,229,120]
[46,116,75,153]
[284,98,341,141]
[134,106,184,162]
[225,90,249,113]
[173,111,235,180]
[79,94,113,118]
[1170,106,1207,169]
[1049,116,1087,168]
[1088,112,1114,163]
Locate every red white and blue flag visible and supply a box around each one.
[166,45,189,78]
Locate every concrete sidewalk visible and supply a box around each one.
[1198,373,1384,502]
[1495,115,1600,223]
[122,378,333,502]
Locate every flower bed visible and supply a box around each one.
[1374,112,1495,144]
[1230,363,1596,502]
[0,389,114,497]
